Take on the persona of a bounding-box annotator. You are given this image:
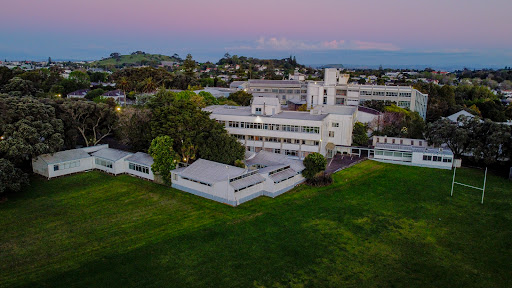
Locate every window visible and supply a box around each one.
[443,158,453,163]
[386,92,398,97]
[274,148,281,154]
[422,155,432,161]
[95,158,113,168]
[335,98,345,105]
[285,150,298,156]
[255,107,262,115]
[54,165,59,171]
[323,96,327,104]
[53,160,80,172]
[329,131,335,137]
[336,89,347,96]
[323,90,328,96]
[129,162,149,174]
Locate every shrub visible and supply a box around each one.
[306,171,333,186]
[303,153,327,180]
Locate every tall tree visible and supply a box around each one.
[183,54,196,78]
[61,100,116,147]
[0,95,64,164]
[148,136,177,185]
[0,159,28,194]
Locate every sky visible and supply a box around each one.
[1,0,512,69]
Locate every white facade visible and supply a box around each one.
[204,97,357,159]
[32,145,155,181]
[371,137,454,169]
[245,80,308,104]
[171,152,305,206]
[307,68,428,119]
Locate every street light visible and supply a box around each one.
[116,107,121,111]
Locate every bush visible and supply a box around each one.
[306,171,333,186]
[303,153,327,180]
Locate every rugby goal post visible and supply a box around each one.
[450,166,487,204]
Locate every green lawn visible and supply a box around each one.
[1,161,511,288]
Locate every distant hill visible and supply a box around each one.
[90,52,180,68]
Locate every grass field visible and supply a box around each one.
[1,161,511,288]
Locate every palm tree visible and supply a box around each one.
[117,77,130,106]
[141,77,157,94]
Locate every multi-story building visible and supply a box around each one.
[307,68,428,119]
[246,79,308,104]
[204,97,357,159]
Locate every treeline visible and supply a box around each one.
[0,89,245,195]
[415,82,512,122]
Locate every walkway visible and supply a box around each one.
[326,154,366,174]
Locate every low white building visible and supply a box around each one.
[370,136,454,169]
[307,68,428,119]
[171,151,305,206]
[205,97,357,159]
[32,145,155,181]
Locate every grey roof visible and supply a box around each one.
[125,152,153,166]
[205,105,328,121]
[37,149,91,165]
[67,89,90,97]
[252,97,280,106]
[311,105,357,116]
[102,89,125,97]
[230,173,265,190]
[175,159,246,184]
[269,168,298,183]
[256,164,287,174]
[249,80,301,87]
[375,143,453,155]
[91,148,132,161]
[446,110,475,122]
[247,151,305,173]
[287,99,306,105]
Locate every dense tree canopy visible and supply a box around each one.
[303,153,327,180]
[0,158,28,194]
[228,90,253,106]
[148,136,177,184]
[0,94,64,164]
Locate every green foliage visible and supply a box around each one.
[197,133,245,166]
[0,158,28,194]
[302,152,327,180]
[68,71,90,87]
[85,88,105,100]
[1,77,37,96]
[0,94,64,164]
[116,107,153,151]
[352,122,369,146]
[92,53,177,68]
[183,54,196,78]
[198,91,219,106]
[148,136,177,184]
[372,105,425,139]
[228,90,253,106]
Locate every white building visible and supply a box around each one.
[204,97,358,159]
[307,68,428,119]
[171,151,305,206]
[67,89,90,99]
[32,145,155,180]
[369,136,454,169]
[246,79,308,104]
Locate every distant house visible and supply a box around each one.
[102,89,125,103]
[67,89,90,99]
[445,110,475,123]
[32,145,155,181]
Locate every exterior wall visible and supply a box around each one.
[124,161,155,181]
[93,155,131,175]
[47,157,94,179]
[356,110,379,124]
[307,71,429,119]
[32,157,50,178]
[411,152,453,169]
[372,137,427,147]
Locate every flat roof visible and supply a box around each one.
[205,105,328,121]
[249,80,302,87]
[247,151,304,173]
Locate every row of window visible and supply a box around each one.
[375,150,413,158]
[129,163,150,174]
[423,155,452,163]
[376,137,423,146]
[358,91,411,97]
[229,171,259,183]
[95,158,113,168]
[234,180,264,193]
[53,160,80,171]
[252,88,306,94]
[181,176,212,186]
[225,121,320,134]
[235,134,320,146]
[269,166,291,176]
[273,172,298,184]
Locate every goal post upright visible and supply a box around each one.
[450,166,488,204]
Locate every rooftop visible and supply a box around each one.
[91,148,132,161]
[249,80,302,87]
[36,149,91,165]
[205,105,328,121]
[175,159,246,184]
[125,152,153,167]
[252,96,280,106]
[246,151,304,173]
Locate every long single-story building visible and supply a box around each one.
[32,145,155,180]
[171,151,305,206]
